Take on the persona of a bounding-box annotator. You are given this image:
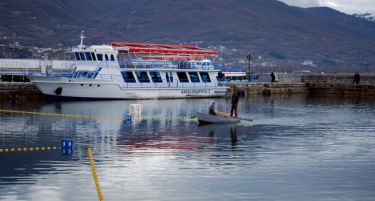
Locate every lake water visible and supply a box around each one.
[1,95,375,201]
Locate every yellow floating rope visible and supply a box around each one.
[0,146,58,153]
[88,147,105,201]
[0,109,194,121]
[0,109,122,120]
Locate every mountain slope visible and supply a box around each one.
[1,0,375,71]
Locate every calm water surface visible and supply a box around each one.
[1,95,375,201]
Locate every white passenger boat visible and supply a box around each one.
[28,32,228,99]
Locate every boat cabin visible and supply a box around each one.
[68,32,221,88]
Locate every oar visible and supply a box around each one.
[217,111,254,122]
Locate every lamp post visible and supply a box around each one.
[246,54,251,81]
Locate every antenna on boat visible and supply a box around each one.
[79,30,86,49]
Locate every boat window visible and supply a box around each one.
[85,52,92,61]
[79,52,86,60]
[110,54,115,61]
[91,52,97,61]
[121,71,136,83]
[81,71,89,78]
[149,72,163,83]
[135,71,150,83]
[105,54,109,61]
[87,71,94,78]
[200,72,211,82]
[166,72,173,83]
[188,72,200,83]
[177,72,189,83]
[75,52,81,61]
[90,67,102,79]
[97,54,103,61]
[73,71,89,78]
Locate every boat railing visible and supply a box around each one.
[183,65,215,70]
[97,60,110,68]
[120,63,178,69]
[119,63,215,70]
[96,74,124,83]
[120,79,222,89]
[71,60,115,69]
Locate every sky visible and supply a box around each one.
[279,0,375,15]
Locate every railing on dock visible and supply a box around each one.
[0,59,71,76]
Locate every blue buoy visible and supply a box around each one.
[61,139,73,156]
[61,139,73,148]
[61,148,73,155]
[125,114,132,122]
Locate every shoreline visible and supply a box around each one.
[1,74,375,101]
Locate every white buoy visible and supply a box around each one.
[129,104,142,120]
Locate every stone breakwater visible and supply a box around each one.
[227,74,375,97]
[227,83,308,97]
[302,75,375,96]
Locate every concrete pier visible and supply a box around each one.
[302,75,375,96]
[227,83,308,97]
[1,74,375,100]
[0,82,43,100]
[227,74,375,97]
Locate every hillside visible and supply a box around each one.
[1,0,375,72]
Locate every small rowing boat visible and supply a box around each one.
[216,112,253,122]
[196,112,240,125]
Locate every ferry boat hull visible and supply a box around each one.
[29,76,228,99]
[29,34,229,100]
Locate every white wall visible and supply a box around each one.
[0,59,72,73]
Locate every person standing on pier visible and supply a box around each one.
[353,72,360,85]
[230,90,239,117]
[271,72,276,83]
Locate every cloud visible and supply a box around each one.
[324,0,375,14]
[280,0,320,7]
[279,0,375,14]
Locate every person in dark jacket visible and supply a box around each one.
[353,72,360,84]
[209,102,216,115]
[271,72,276,83]
[230,91,239,117]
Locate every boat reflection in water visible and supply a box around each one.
[117,123,243,151]
[0,98,252,156]
[2,95,375,201]
[0,99,250,197]
[3,99,244,152]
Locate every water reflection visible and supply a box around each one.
[1,95,375,201]
[196,124,240,147]
[0,151,73,185]
[230,127,237,146]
